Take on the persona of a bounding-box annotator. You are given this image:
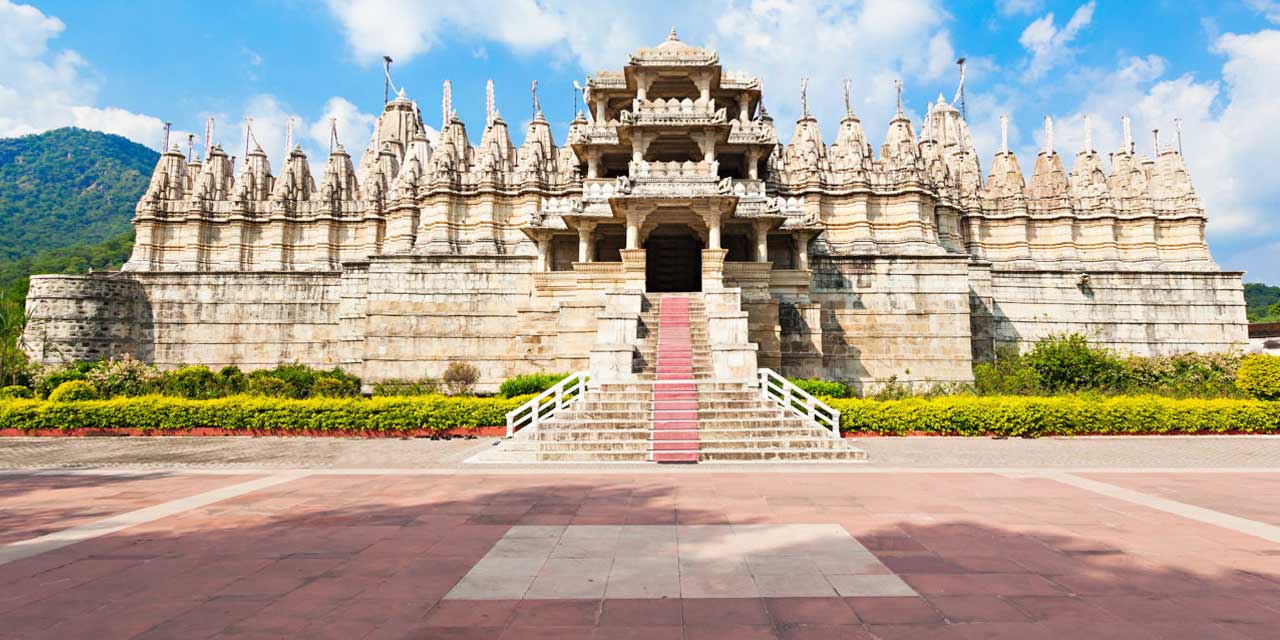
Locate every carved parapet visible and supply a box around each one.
[727,119,779,145]
[629,160,719,180]
[624,98,727,126]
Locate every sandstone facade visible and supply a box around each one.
[24,32,1248,391]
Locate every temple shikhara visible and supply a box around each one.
[24,31,1248,400]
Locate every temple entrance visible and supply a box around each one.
[645,231,702,292]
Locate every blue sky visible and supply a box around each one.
[3,0,1278,282]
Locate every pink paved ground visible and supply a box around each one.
[1,472,1278,639]
[0,473,259,545]
[1085,472,1280,528]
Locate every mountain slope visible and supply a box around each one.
[0,127,156,263]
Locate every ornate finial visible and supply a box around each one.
[1000,114,1009,154]
[800,77,809,118]
[668,26,678,41]
[1122,115,1132,153]
[531,80,541,116]
[1174,117,1183,155]
[842,78,852,117]
[485,79,495,128]
[894,79,904,116]
[442,80,452,131]
[1043,115,1053,153]
[1083,114,1093,153]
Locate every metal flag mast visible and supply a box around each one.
[383,56,394,105]
[203,117,214,161]
[954,58,967,120]
[161,122,171,152]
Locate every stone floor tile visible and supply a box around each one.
[828,574,917,597]
[507,525,567,539]
[927,595,1031,623]
[863,623,966,640]
[597,598,683,627]
[499,625,595,640]
[525,572,609,599]
[446,573,536,600]
[846,597,944,624]
[777,624,878,639]
[603,570,681,599]
[682,597,771,625]
[764,596,860,625]
[684,624,782,639]
[423,599,519,627]
[753,571,841,597]
[510,600,600,627]
[591,625,684,640]
[681,572,761,598]
[466,556,547,578]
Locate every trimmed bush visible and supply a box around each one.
[246,375,294,398]
[829,395,1280,437]
[0,385,32,399]
[0,394,530,433]
[1238,355,1280,401]
[33,362,96,398]
[218,366,246,395]
[312,376,359,398]
[1023,333,1124,392]
[442,362,480,396]
[498,373,569,398]
[787,377,851,399]
[48,380,99,402]
[86,356,163,398]
[373,379,439,396]
[163,365,224,399]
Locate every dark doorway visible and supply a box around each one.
[645,233,702,292]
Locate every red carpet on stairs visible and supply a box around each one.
[653,297,699,463]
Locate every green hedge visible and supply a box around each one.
[0,394,531,433]
[827,395,1280,437]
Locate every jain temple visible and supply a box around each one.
[23,31,1249,396]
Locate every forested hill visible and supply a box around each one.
[0,127,155,264]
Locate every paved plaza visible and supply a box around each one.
[1,439,1280,638]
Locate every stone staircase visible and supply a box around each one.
[469,292,865,463]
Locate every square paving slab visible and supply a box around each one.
[445,523,917,600]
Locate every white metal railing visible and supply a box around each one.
[505,371,590,438]
[757,368,841,438]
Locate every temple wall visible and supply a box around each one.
[807,255,975,392]
[25,272,343,369]
[989,269,1248,355]
[358,255,546,391]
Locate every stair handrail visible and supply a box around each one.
[757,368,841,438]
[505,371,590,438]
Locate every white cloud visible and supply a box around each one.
[996,0,1042,16]
[324,0,569,64]
[0,0,186,149]
[1019,1,1096,80]
[1246,0,1280,24]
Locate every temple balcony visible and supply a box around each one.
[727,119,779,145]
[621,98,728,127]
[567,124,620,148]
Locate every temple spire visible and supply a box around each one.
[668,26,678,41]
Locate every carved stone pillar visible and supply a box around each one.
[794,231,812,270]
[746,147,761,180]
[620,248,646,291]
[752,220,772,262]
[738,93,750,123]
[696,132,716,165]
[577,220,597,263]
[587,149,601,179]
